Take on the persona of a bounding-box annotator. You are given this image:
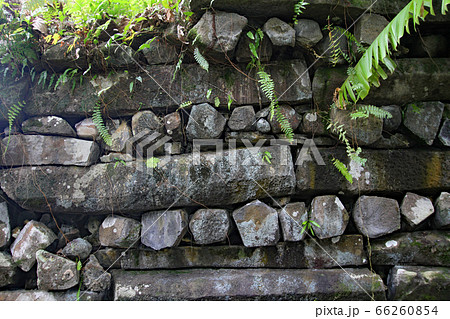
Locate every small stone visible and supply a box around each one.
[263,18,295,47]
[82,255,111,292]
[105,120,132,152]
[228,105,255,131]
[186,103,226,140]
[294,19,323,47]
[131,110,163,136]
[310,195,349,239]
[142,37,178,65]
[381,105,402,132]
[232,200,280,247]
[438,119,450,146]
[10,220,57,272]
[434,192,450,229]
[189,209,231,245]
[0,201,10,249]
[255,108,270,119]
[300,111,326,135]
[354,14,389,45]
[99,216,141,248]
[353,196,400,238]
[36,250,79,291]
[404,101,444,145]
[56,225,80,250]
[75,118,98,140]
[278,202,308,241]
[255,118,271,133]
[62,238,92,261]
[236,34,272,63]
[100,153,134,163]
[400,193,434,228]
[141,210,188,250]
[164,112,181,132]
[267,105,301,134]
[0,251,18,288]
[22,116,76,137]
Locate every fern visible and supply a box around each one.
[293,1,309,24]
[275,107,294,141]
[92,105,112,146]
[194,47,209,72]
[257,71,275,103]
[3,101,25,155]
[332,158,353,184]
[350,105,392,120]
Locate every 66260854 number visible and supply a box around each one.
[375,306,438,316]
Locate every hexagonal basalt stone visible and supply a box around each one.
[434,192,450,229]
[186,103,227,140]
[99,216,141,248]
[278,202,308,241]
[404,101,444,145]
[310,196,349,239]
[228,105,255,131]
[400,192,434,228]
[263,17,295,47]
[189,209,231,245]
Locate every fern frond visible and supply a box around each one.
[3,101,25,156]
[332,158,353,184]
[276,108,294,141]
[92,105,112,146]
[194,47,209,72]
[350,105,392,120]
[257,71,275,102]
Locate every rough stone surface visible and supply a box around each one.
[294,19,323,47]
[300,111,326,135]
[438,119,450,146]
[42,38,88,72]
[190,11,247,52]
[315,29,348,65]
[112,268,385,301]
[263,18,295,47]
[0,201,10,249]
[62,238,93,260]
[0,135,100,166]
[189,209,231,245]
[225,131,274,146]
[105,121,132,152]
[22,116,76,137]
[404,101,444,145]
[94,248,123,269]
[370,133,413,149]
[75,118,98,140]
[0,77,29,127]
[142,37,178,65]
[310,195,349,239]
[82,255,111,292]
[164,112,182,133]
[400,193,434,228]
[232,200,280,247]
[0,290,105,301]
[381,105,402,132]
[141,210,188,250]
[236,34,272,63]
[408,34,448,58]
[267,105,301,134]
[371,231,449,266]
[434,192,450,229]
[354,14,389,45]
[0,251,18,287]
[131,110,163,136]
[278,202,308,241]
[186,103,227,140]
[353,196,400,238]
[255,118,271,133]
[96,43,136,69]
[228,105,255,131]
[36,250,79,291]
[10,221,57,272]
[99,216,141,248]
[387,266,450,301]
[100,153,134,163]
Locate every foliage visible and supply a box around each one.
[92,104,112,146]
[260,151,272,164]
[350,105,392,120]
[301,220,320,236]
[193,47,209,72]
[2,101,25,156]
[325,24,365,66]
[332,158,353,184]
[146,156,160,168]
[293,1,309,24]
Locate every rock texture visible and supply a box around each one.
[438,119,450,146]
[36,250,79,291]
[75,118,98,140]
[0,290,105,301]
[0,201,10,249]
[62,238,92,260]
[99,216,141,248]
[381,105,402,132]
[400,193,434,228]
[22,116,76,137]
[0,252,18,287]
[278,202,308,241]
[354,14,389,45]
[434,192,450,229]
[142,37,178,65]
[267,105,300,134]
[228,105,255,131]
[263,18,295,47]
[404,101,444,145]
[189,209,231,245]
[294,19,323,47]
[131,110,163,136]
[310,195,349,239]
[186,103,227,140]
[82,255,111,292]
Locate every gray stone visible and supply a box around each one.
[0,251,18,287]
[315,29,348,65]
[236,34,272,63]
[131,110,163,136]
[62,238,92,260]
[142,37,178,65]
[404,101,444,145]
[186,103,226,140]
[189,11,247,53]
[97,43,136,69]
[300,111,326,135]
[267,105,301,134]
[263,18,295,47]
[438,119,450,146]
[0,145,295,214]
[141,210,188,250]
[10,221,57,272]
[112,268,385,300]
[75,118,98,140]
[228,105,255,131]
[0,135,100,167]
[42,37,88,72]
[99,216,141,248]
[387,266,450,301]
[94,248,123,269]
[255,118,271,133]
[255,108,270,119]
[164,111,181,132]
[233,200,280,247]
[353,196,400,238]
[22,116,76,137]
[36,250,79,291]
[100,153,134,163]
[82,255,111,292]
[0,290,105,301]
[105,120,132,152]
[434,192,450,229]
[271,196,291,208]
[354,14,389,45]
[400,193,434,228]
[163,142,182,155]
[189,209,231,245]
[0,201,10,249]
[381,105,402,132]
[371,231,450,266]
[225,131,274,146]
[370,133,413,149]
[87,217,102,235]
[330,108,382,145]
[294,19,323,47]
[278,202,308,241]
[311,195,349,239]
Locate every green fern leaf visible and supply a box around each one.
[332,157,353,184]
[92,105,112,146]
[194,47,209,72]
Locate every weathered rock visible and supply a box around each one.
[387,266,450,301]
[105,121,132,152]
[82,255,111,292]
[10,221,57,272]
[56,225,80,250]
[263,18,295,47]
[255,118,271,133]
[62,238,93,260]
[164,111,181,132]
[190,11,247,52]
[271,196,291,207]
[300,111,326,135]
[0,77,29,127]
[112,268,385,300]
[267,105,301,134]
[22,116,76,137]
[0,251,18,287]
[438,119,450,146]
[186,103,227,140]
[404,101,444,145]
[354,14,389,45]
[381,105,402,132]
[100,153,134,163]
[94,248,123,269]
[36,250,79,291]
[311,195,349,239]
[164,142,182,155]
[228,105,255,131]
[99,216,141,248]
[96,43,136,69]
[353,196,400,238]
[141,210,188,250]
[434,192,450,229]
[75,118,98,140]
[189,209,231,245]
[142,37,178,65]
[400,193,434,228]
[225,131,274,146]
[0,135,100,166]
[370,133,413,149]
[1,145,295,213]
[0,201,10,249]
[236,34,272,63]
[408,34,448,58]
[0,290,105,301]
[315,29,348,65]
[232,200,280,247]
[42,38,88,72]
[131,110,163,136]
[371,231,449,266]
[294,19,323,47]
[278,202,308,241]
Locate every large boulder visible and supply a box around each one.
[99,216,141,248]
[404,101,444,145]
[186,103,227,140]
[36,250,79,291]
[310,195,349,239]
[354,14,389,45]
[189,209,231,245]
[228,105,255,131]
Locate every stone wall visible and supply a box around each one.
[0,0,449,301]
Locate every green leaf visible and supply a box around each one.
[214,97,220,107]
[146,157,160,169]
[206,88,212,99]
[247,31,255,40]
[77,260,82,271]
[194,47,209,72]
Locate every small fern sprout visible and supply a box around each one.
[93,104,112,146]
